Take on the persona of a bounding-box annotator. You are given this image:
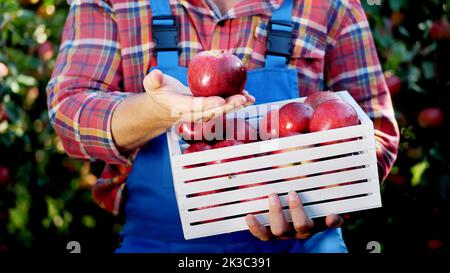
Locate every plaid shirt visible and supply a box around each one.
[47,0,399,215]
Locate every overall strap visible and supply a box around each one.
[150,0,179,68]
[265,0,294,68]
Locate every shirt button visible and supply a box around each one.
[217,20,225,27]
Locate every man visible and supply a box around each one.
[47,0,399,253]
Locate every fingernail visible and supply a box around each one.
[268,193,278,205]
[288,191,298,202]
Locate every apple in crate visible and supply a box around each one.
[187,50,247,97]
[278,102,313,137]
[223,118,257,143]
[258,110,279,140]
[309,100,359,132]
[182,142,212,169]
[183,142,212,154]
[304,91,341,109]
[202,116,257,143]
[209,140,250,164]
[183,142,221,214]
[176,121,205,142]
[259,102,313,140]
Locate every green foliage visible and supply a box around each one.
[1,0,118,253]
[0,0,449,254]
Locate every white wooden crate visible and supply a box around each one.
[166,91,381,240]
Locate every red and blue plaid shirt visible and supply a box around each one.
[47,0,399,215]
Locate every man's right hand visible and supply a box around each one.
[143,69,254,123]
[111,69,255,152]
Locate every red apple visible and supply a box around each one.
[309,100,360,132]
[223,118,257,143]
[384,71,402,96]
[182,142,212,169]
[278,102,313,137]
[187,50,247,97]
[259,102,313,139]
[304,91,341,109]
[209,140,249,165]
[201,116,258,143]
[0,104,8,122]
[0,166,11,185]
[388,174,408,187]
[418,107,444,128]
[430,19,450,40]
[427,239,444,252]
[38,41,54,61]
[175,121,205,142]
[201,116,226,142]
[258,110,280,140]
[183,142,212,154]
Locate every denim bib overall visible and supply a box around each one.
[116,0,348,253]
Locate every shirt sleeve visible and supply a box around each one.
[46,0,133,165]
[324,0,400,182]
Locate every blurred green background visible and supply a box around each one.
[0,0,449,254]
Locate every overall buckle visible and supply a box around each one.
[152,15,179,52]
[266,20,294,60]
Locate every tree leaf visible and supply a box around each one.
[410,160,430,186]
[389,0,406,11]
[421,61,435,80]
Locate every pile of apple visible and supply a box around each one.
[180,50,360,157]
[180,50,360,215]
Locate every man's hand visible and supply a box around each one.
[111,69,255,152]
[245,191,344,241]
[143,69,255,123]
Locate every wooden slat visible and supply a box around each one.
[182,166,378,210]
[180,138,375,181]
[181,150,377,194]
[183,193,381,240]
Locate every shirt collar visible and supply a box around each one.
[177,0,284,20]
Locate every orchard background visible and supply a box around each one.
[0,0,449,254]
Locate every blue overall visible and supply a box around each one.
[116,0,348,253]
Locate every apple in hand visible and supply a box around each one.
[187,50,247,97]
[309,100,359,132]
[304,91,341,109]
